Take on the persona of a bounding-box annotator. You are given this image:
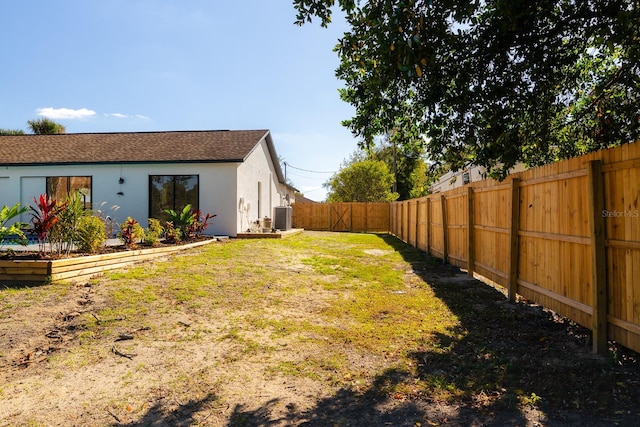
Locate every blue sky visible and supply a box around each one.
[1,1,357,201]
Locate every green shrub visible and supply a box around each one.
[144,218,165,246]
[48,191,87,256]
[76,216,107,253]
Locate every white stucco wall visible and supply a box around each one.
[0,162,241,237]
[236,137,286,233]
[429,163,527,193]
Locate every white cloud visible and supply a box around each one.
[36,107,96,120]
[106,113,150,120]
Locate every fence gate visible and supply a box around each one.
[330,203,351,231]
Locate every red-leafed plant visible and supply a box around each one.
[119,217,145,248]
[30,194,62,256]
[164,205,216,241]
[163,221,181,244]
[185,210,216,239]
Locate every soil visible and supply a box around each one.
[0,231,639,426]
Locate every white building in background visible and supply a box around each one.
[0,129,291,237]
[429,163,527,193]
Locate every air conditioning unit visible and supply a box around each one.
[462,171,471,185]
[274,206,292,230]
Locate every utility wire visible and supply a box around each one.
[284,162,336,174]
[287,170,327,180]
[301,186,326,193]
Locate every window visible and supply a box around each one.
[46,176,92,208]
[149,175,199,220]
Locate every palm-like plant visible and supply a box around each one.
[26,118,65,134]
[164,205,215,241]
[0,203,29,247]
[164,205,196,237]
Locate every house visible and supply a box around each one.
[0,130,290,237]
[429,163,527,193]
[291,193,317,204]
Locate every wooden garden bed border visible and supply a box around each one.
[0,239,217,284]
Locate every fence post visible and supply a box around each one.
[425,197,430,256]
[507,177,521,302]
[394,203,398,236]
[587,160,608,355]
[441,194,448,264]
[399,203,404,239]
[393,203,396,235]
[467,186,475,277]
[387,203,391,234]
[415,200,420,248]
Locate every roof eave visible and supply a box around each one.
[0,159,245,167]
[239,130,286,184]
[265,131,286,184]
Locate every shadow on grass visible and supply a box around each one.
[0,280,52,290]
[226,234,640,426]
[228,369,433,426]
[113,393,218,427]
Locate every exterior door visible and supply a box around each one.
[330,203,351,232]
[20,177,45,223]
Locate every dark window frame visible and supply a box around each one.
[148,174,200,220]
[45,176,92,209]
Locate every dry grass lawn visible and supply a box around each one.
[1,231,639,426]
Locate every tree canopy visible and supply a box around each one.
[0,129,25,135]
[27,118,66,134]
[325,157,399,202]
[368,135,430,200]
[294,0,640,178]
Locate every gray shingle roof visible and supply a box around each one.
[0,130,270,165]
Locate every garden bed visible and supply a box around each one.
[0,238,217,284]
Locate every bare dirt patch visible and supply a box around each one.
[1,231,639,426]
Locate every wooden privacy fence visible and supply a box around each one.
[292,141,640,355]
[392,141,640,355]
[292,202,390,233]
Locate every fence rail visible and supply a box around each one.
[292,140,640,355]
